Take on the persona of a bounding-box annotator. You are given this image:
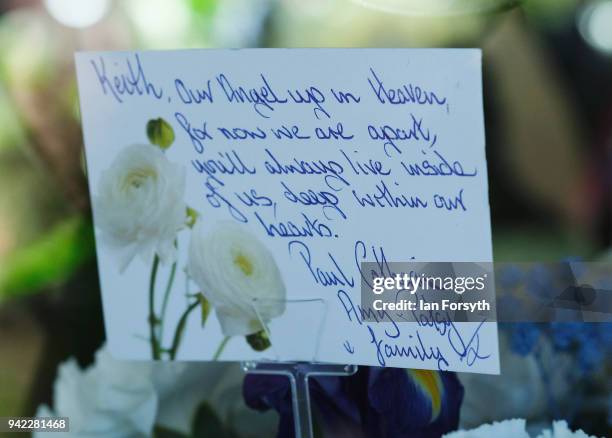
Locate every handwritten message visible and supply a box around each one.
[76,49,499,374]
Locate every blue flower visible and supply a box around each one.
[497,264,524,291]
[577,339,604,374]
[496,295,525,322]
[598,322,612,348]
[526,265,556,300]
[243,366,463,438]
[549,323,611,374]
[509,323,541,356]
[550,322,583,350]
[576,323,611,374]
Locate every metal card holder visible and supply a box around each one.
[242,297,357,438]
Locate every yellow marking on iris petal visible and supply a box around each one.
[234,252,254,276]
[408,369,443,422]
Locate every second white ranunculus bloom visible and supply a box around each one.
[94,144,186,272]
[188,222,286,336]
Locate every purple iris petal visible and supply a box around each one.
[242,366,463,438]
[368,368,463,438]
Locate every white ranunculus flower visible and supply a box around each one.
[188,222,286,336]
[94,144,186,272]
[156,361,278,437]
[36,344,277,438]
[35,347,158,437]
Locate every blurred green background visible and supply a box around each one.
[0,0,610,426]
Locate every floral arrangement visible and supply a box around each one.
[35,345,278,437]
[505,321,611,424]
[92,117,286,360]
[498,260,611,424]
[36,342,606,437]
[36,344,466,437]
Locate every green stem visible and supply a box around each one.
[158,260,177,342]
[168,300,199,360]
[212,336,231,361]
[149,255,160,360]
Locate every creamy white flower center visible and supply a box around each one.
[232,250,254,277]
[122,167,157,191]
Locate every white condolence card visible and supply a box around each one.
[75,49,499,374]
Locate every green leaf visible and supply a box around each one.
[192,402,229,438]
[147,117,175,150]
[186,206,199,228]
[198,293,211,327]
[0,216,95,299]
[246,330,271,352]
[190,0,217,15]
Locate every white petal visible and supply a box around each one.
[188,222,286,336]
[93,144,186,272]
